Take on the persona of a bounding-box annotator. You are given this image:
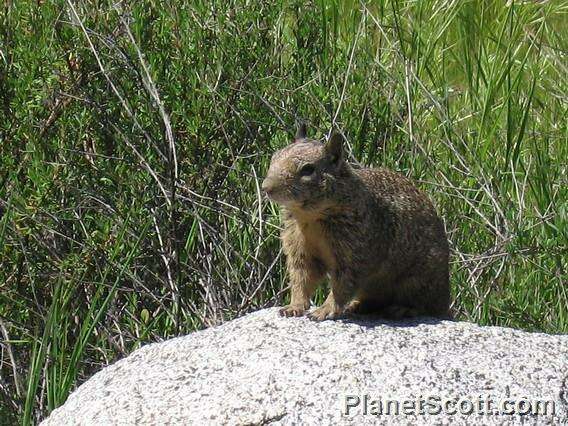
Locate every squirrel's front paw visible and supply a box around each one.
[279,304,307,317]
[308,305,342,321]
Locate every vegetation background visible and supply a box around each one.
[1,0,566,423]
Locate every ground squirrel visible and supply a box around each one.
[262,124,450,321]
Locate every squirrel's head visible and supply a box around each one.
[262,123,346,210]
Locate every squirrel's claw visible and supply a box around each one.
[307,305,342,321]
[279,305,306,317]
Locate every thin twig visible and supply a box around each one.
[0,320,22,398]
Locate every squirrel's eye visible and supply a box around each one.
[299,164,315,177]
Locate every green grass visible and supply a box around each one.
[1,0,566,423]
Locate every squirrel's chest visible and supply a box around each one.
[284,220,337,271]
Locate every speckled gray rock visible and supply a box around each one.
[42,308,567,425]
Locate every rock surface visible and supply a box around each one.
[43,308,567,425]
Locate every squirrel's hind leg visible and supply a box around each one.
[380,305,422,320]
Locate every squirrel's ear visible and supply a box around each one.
[294,122,307,142]
[325,132,343,164]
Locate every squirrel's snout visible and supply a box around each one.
[261,178,276,195]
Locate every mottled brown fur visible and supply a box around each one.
[262,125,450,321]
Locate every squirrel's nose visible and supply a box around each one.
[261,178,276,195]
